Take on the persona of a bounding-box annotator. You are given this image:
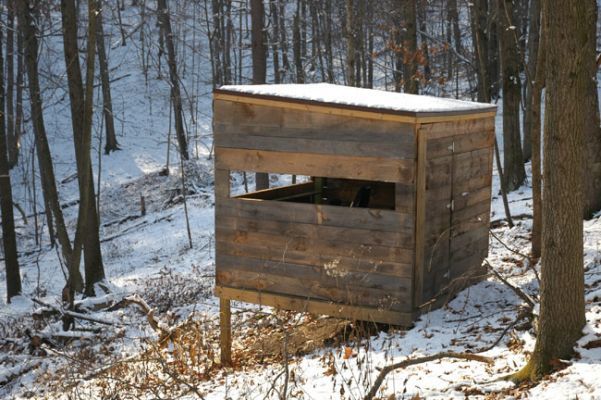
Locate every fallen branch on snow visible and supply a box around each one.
[107,295,169,338]
[31,298,114,326]
[363,352,493,400]
[483,260,536,309]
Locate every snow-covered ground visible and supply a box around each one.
[1,3,601,400]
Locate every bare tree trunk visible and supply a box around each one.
[278,0,291,79]
[211,0,223,86]
[582,14,601,219]
[15,30,23,159]
[0,20,21,302]
[250,0,269,190]
[293,6,304,83]
[224,0,233,84]
[158,0,188,160]
[96,1,119,154]
[530,0,544,259]
[417,0,431,83]
[324,0,334,83]
[449,0,462,55]
[60,0,105,296]
[309,0,326,82]
[17,0,74,277]
[522,0,540,162]
[6,0,17,168]
[498,0,525,191]
[470,0,490,102]
[512,0,588,383]
[401,0,418,94]
[366,2,373,88]
[345,0,355,86]
[488,2,500,99]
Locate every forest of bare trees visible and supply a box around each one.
[1,0,601,396]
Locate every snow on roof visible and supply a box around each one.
[218,83,496,114]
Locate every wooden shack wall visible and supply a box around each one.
[214,98,418,324]
[418,118,495,305]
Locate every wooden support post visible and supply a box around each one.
[413,124,427,310]
[219,297,232,366]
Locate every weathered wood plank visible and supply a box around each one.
[413,124,427,309]
[217,253,412,293]
[419,117,495,140]
[215,147,415,183]
[453,173,492,196]
[214,94,496,125]
[214,121,415,145]
[396,182,416,214]
[217,198,415,232]
[218,241,414,277]
[451,235,489,263]
[215,132,416,160]
[451,199,491,225]
[215,286,415,326]
[449,251,488,282]
[235,181,315,200]
[426,129,495,159]
[214,168,230,200]
[216,228,414,264]
[214,99,416,133]
[426,155,452,187]
[217,215,414,248]
[453,186,491,212]
[216,255,412,312]
[453,148,492,184]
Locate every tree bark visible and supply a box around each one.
[15,29,23,162]
[60,0,105,296]
[278,0,291,79]
[345,0,355,86]
[498,0,525,191]
[0,20,21,302]
[417,0,431,83]
[470,0,490,102]
[530,0,545,259]
[269,0,281,83]
[293,6,304,83]
[522,0,540,162]
[488,2,500,99]
[6,0,17,168]
[582,10,601,219]
[401,0,418,94]
[17,0,74,274]
[96,0,119,154]
[251,0,269,190]
[157,0,188,161]
[512,0,588,383]
[324,0,334,83]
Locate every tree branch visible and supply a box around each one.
[363,352,493,400]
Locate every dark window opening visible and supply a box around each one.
[230,172,395,211]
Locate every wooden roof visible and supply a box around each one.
[214,84,497,124]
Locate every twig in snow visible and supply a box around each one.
[489,229,541,286]
[483,260,536,309]
[477,308,532,353]
[363,352,493,400]
[107,295,169,338]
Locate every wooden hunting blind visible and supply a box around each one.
[213,83,496,353]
